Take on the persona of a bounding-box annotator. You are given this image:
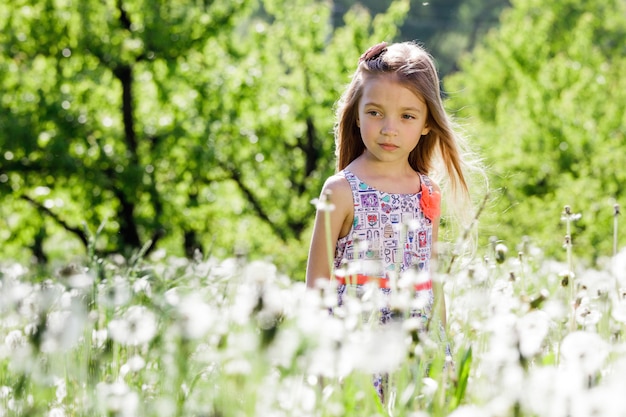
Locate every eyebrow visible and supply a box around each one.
[362,102,424,113]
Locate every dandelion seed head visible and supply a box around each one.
[575,304,602,329]
[611,300,626,323]
[98,275,131,308]
[560,331,608,375]
[48,406,66,417]
[1,262,28,281]
[570,384,625,417]
[447,405,486,417]
[65,271,94,290]
[53,377,67,403]
[132,277,152,297]
[108,305,157,347]
[267,328,300,368]
[516,310,550,358]
[612,248,626,287]
[406,218,421,231]
[41,299,88,352]
[223,358,252,375]
[96,381,139,417]
[421,377,438,396]
[577,269,613,297]
[311,195,335,212]
[342,327,406,375]
[4,330,26,351]
[176,294,214,339]
[92,328,108,348]
[244,260,277,284]
[125,354,146,373]
[543,299,567,322]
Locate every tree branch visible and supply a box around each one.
[20,195,89,248]
[222,163,290,242]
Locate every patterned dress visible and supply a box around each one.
[333,169,437,322]
[332,169,440,402]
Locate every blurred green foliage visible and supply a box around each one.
[2,0,624,278]
[446,0,626,261]
[0,0,409,279]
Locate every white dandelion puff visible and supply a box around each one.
[516,310,550,358]
[98,275,132,308]
[560,331,608,375]
[96,381,139,417]
[176,295,214,339]
[48,407,66,417]
[108,305,157,347]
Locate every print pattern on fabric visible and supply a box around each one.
[333,170,436,324]
[334,170,434,276]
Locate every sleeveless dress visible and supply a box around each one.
[333,169,438,324]
[333,169,441,403]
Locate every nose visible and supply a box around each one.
[381,121,398,137]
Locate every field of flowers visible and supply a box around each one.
[1,207,626,416]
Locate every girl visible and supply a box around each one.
[306,41,475,323]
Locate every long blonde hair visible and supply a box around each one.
[334,41,480,225]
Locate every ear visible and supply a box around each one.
[421,125,430,135]
[357,118,360,128]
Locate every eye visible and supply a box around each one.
[367,110,381,117]
[402,114,416,120]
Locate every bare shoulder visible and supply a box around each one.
[319,173,352,209]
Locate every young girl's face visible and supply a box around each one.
[357,75,430,167]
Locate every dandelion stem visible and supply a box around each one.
[445,192,490,275]
[614,204,620,257]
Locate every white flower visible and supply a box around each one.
[176,295,214,339]
[516,310,550,358]
[120,354,146,377]
[560,331,608,375]
[96,381,139,417]
[521,367,583,417]
[54,377,67,403]
[132,277,152,297]
[108,305,157,346]
[311,195,335,212]
[447,405,486,417]
[66,272,94,290]
[41,298,88,353]
[48,406,66,417]
[92,328,108,349]
[244,260,277,284]
[421,377,438,396]
[340,326,406,375]
[612,247,626,287]
[98,275,131,308]
[611,299,626,323]
[4,330,26,351]
[570,384,626,417]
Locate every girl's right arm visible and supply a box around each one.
[305,175,353,288]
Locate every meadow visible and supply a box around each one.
[1,205,625,417]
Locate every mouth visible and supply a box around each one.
[379,143,399,151]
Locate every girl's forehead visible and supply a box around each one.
[360,75,426,104]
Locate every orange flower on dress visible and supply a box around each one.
[420,181,441,221]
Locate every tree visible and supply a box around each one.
[332,0,511,75]
[445,0,626,261]
[0,0,409,275]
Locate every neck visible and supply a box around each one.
[358,151,415,177]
